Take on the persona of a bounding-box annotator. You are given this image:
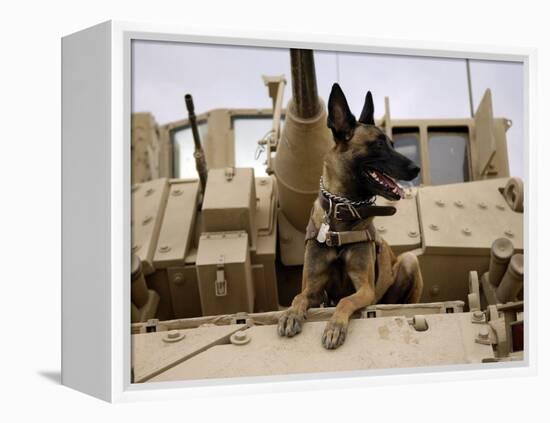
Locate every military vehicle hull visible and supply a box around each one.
[130,49,524,383]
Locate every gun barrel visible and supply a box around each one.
[184,94,208,191]
[290,49,320,119]
[273,49,332,234]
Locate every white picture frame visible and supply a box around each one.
[61,20,536,402]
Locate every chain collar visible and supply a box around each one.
[319,177,376,207]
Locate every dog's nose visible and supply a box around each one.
[408,163,420,177]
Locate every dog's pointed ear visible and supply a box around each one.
[358,91,375,125]
[327,83,356,142]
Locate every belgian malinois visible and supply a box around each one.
[278,83,424,349]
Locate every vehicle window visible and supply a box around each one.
[428,132,469,185]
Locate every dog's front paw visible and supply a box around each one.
[322,320,347,349]
[278,309,305,337]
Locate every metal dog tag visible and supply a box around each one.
[317,222,329,243]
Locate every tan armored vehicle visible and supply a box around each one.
[130,49,524,383]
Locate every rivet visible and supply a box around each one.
[429,224,439,231]
[132,244,140,253]
[145,188,154,197]
[142,215,153,225]
[405,190,413,199]
[504,229,514,238]
[478,327,489,339]
[462,227,472,236]
[259,179,268,186]
[408,230,418,238]
[430,285,440,296]
[172,189,183,196]
[496,204,505,211]
[173,273,184,285]
[377,225,386,233]
[478,202,488,210]
[435,200,445,207]
[454,200,464,208]
[159,245,171,253]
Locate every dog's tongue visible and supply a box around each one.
[370,170,404,199]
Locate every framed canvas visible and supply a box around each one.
[61,20,536,402]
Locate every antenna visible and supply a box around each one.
[466,58,474,118]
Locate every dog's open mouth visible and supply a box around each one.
[365,169,404,200]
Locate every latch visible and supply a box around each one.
[215,255,228,296]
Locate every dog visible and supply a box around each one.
[278,83,424,349]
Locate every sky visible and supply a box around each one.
[132,40,524,179]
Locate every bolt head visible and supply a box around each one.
[408,230,418,238]
[162,330,185,343]
[462,227,472,236]
[478,202,488,210]
[167,330,180,339]
[478,327,489,339]
[496,204,505,211]
[504,229,514,237]
[454,200,464,208]
[159,245,171,253]
[436,200,445,207]
[429,223,439,231]
[473,311,484,320]
[230,330,251,345]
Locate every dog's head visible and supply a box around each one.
[326,83,420,201]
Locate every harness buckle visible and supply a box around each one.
[325,232,341,247]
